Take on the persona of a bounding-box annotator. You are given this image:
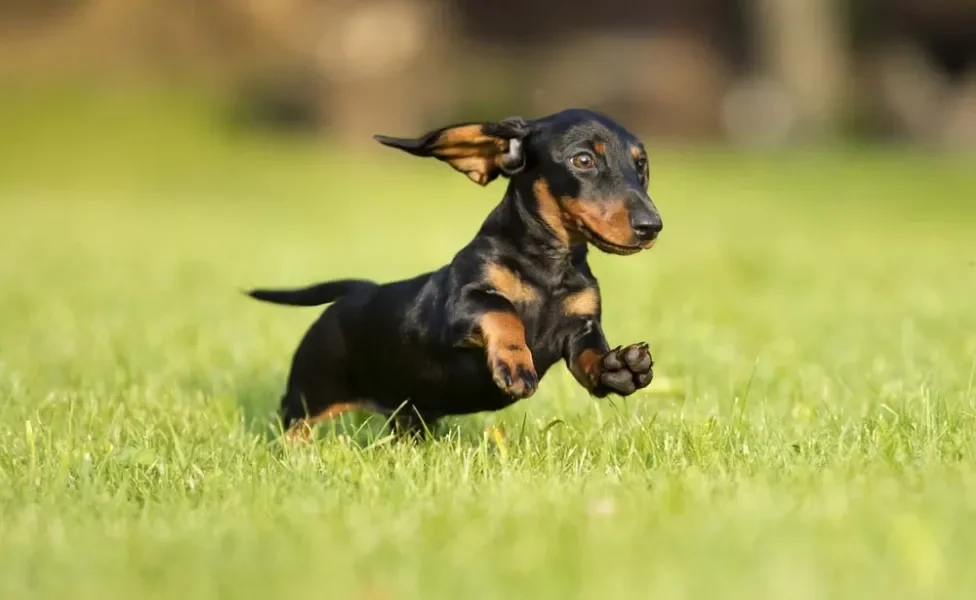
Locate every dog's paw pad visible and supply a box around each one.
[600,368,636,394]
[598,342,654,396]
[622,342,653,374]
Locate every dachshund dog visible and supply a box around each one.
[248,109,663,438]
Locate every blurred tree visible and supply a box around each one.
[751,0,849,141]
[1,0,972,145]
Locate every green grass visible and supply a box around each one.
[1,91,976,599]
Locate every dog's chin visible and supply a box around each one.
[580,227,653,256]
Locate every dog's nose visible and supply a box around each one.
[630,211,662,242]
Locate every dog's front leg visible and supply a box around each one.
[451,289,538,399]
[564,317,653,397]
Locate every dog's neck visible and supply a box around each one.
[479,180,588,278]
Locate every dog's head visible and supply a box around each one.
[375,109,661,255]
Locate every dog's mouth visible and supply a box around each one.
[576,222,655,256]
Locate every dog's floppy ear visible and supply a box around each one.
[374,118,531,185]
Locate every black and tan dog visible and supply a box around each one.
[248,109,663,438]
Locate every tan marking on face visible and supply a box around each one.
[630,146,642,161]
[572,348,604,390]
[593,141,607,155]
[485,263,538,305]
[562,197,634,248]
[533,178,570,245]
[563,288,599,317]
[286,402,364,441]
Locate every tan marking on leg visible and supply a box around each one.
[475,311,536,398]
[572,348,604,390]
[286,402,363,441]
[484,263,538,305]
[477,311,528,353]
[562,288,599,317]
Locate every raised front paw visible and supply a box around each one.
[489,344,538,399]
[597,342,653,396]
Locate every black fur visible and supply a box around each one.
[249,109,663,437]
[247,279,376,307]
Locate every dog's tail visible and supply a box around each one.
[245,279,376,307]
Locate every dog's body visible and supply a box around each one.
[249,109,663,437]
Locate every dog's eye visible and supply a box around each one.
[635,156,648,184]
[569,151,596,170]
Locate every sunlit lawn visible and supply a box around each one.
[1,90,975,599]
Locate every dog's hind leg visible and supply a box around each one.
[277,305,364,440]
[389,407,440,440]
[283,397,365,441]
[280,373,367,442]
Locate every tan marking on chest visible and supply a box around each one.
[562,288,600,316]
[485,263,539,304]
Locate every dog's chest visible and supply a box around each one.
[513,284,591,368]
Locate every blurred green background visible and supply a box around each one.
[2,2,976,600]
[2,0,976,145]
